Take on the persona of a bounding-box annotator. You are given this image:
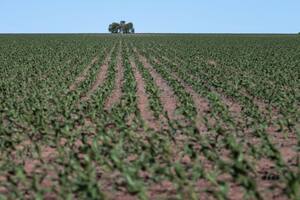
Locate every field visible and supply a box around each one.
[0,34,299,200]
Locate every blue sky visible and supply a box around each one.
[0,0,299,33]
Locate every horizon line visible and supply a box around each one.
[0,32,298,35]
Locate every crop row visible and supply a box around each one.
[0,35,299,199]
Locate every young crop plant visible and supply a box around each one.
[0,34,299,200]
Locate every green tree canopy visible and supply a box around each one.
[108,21,135,34]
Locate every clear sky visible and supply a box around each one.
[0,0,299,33]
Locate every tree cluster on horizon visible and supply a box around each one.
[108,21,135,34]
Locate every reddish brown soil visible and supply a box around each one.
[68,56,99,91]
[129,57,160,130]
[217,93,243,123]
[134,48,179,121]
[105,42,124,110]
[80,45,116,102]
[240,90,298,165]
[151,54,220,179]
[149,53,300,199]
[153,57,210,133]
[157,53,243,125]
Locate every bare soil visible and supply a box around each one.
[134,48,179,121]
[68,56,99,92]
[104,42,124,110]
[129,56,160,130]
[153,57,211,133]
[207,59,218,66]
[80,45,116,102]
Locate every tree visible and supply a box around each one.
[126,22,134,33]
[108,21,135,34]
[119,21,126,33]
[108,22,119,33]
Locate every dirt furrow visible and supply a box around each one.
[104,42,124,110]
[80,45,116,102]
[152,52,298,181]
[155,53,245,124]
[68,56,99,92]
[152,56,215,133]
[157,49,284,130]
[133,48,179,121]
[180,82,210,131]
[129,56,160,130]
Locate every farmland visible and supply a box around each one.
[0,34,299,199]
